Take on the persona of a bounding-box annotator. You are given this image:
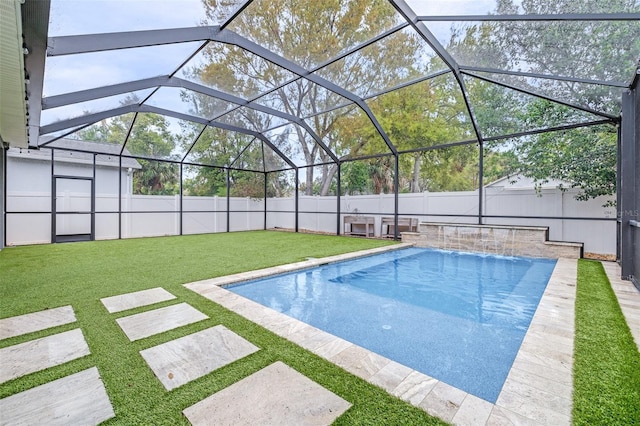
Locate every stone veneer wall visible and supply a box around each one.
[402,223,583,259]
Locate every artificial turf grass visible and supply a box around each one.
[573,259,640,425]
[0,231,395,316]
[0,231,445,425]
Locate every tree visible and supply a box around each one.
[181,127,251,196]
[447,0,639,201]
[333,72,478,193]
[341,161,369,194]
[125,113,182,195]
[513,101,617,201]
[194,0,435,195]
[75,103,182,195]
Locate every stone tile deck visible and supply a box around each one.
[0,305,76,340]
[182,361,351,426]
[0,367,114,425]
[140,325,259,390]
[490,258,576,425]
[0,329,90,384]
[601,261,640,351]
[185,246,580,426]
[115,302,208,341]
[101,287,176,313]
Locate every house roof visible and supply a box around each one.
[485,174,567,190]
[7,138,142,169]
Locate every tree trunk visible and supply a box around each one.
[320,164,338,196]
[411,154,422,193]
[305,166,314,195]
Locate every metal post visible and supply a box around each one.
[2,144,7,249]
[226,168,230,232]
[118,155,122,239]
[337,162,341,235]
[478,143,484,225]
[263,172,268,230]
[619,83,638,285]
[394,153,399,240]
[616,125,622,263]
[91,153,96,240]
[295,168,299,233]
[51,149,55,243]
[179,163,183,236]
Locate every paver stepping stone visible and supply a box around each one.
[0,367,114,425]
[0,329,90,384]
[141,325,259,390]
[101,288,176,313]
[116,303,208,341]
[0,306,76,340]
[183,361,351,425]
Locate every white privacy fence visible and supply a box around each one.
[6,187,616,255]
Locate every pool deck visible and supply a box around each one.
[185,244,582,425]
[601,262,640,352]
[3,245,636,424]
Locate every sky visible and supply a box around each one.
[42,0,502,129]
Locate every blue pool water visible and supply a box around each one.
[228,248,557,402]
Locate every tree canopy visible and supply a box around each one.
[447,0,639,201]
[60,0,638,202]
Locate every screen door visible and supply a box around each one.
[52,176,94,243]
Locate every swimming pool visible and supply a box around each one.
[228,247,557,402]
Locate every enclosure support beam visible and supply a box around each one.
[41,75,339,167]
[50,149,55,243]
[1,144,6,249]
[463,71,619,121]
[391,0,489,227]
[46,26,399,159]
[459,66,628,88]
[91,154,96,241]
[394,154,399,240]
[478,145,484,225]
[218,30,399,156]
[118,156,122,239]
[179,163,183,236]
[418,13,640,22]
[226,168,230,233]
[337,162,341,236]
[263,172,267,231]
[219,0,254,30]
[619,75,638,287]
[617,125,622,263]
[294,168,299,233]
[48,26,220,56]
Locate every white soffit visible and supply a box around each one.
[0,0,28,148]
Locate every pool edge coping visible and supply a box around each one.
[184,245,577,426]
[184,242,414,289]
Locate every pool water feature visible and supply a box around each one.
[228,247,557,402]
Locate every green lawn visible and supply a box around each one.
[0,231,445,425]
[573,260,640,425]
[2,233,639,425]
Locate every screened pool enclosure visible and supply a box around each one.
[1,0,639,284]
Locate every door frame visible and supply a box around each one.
[51,175,95,243]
